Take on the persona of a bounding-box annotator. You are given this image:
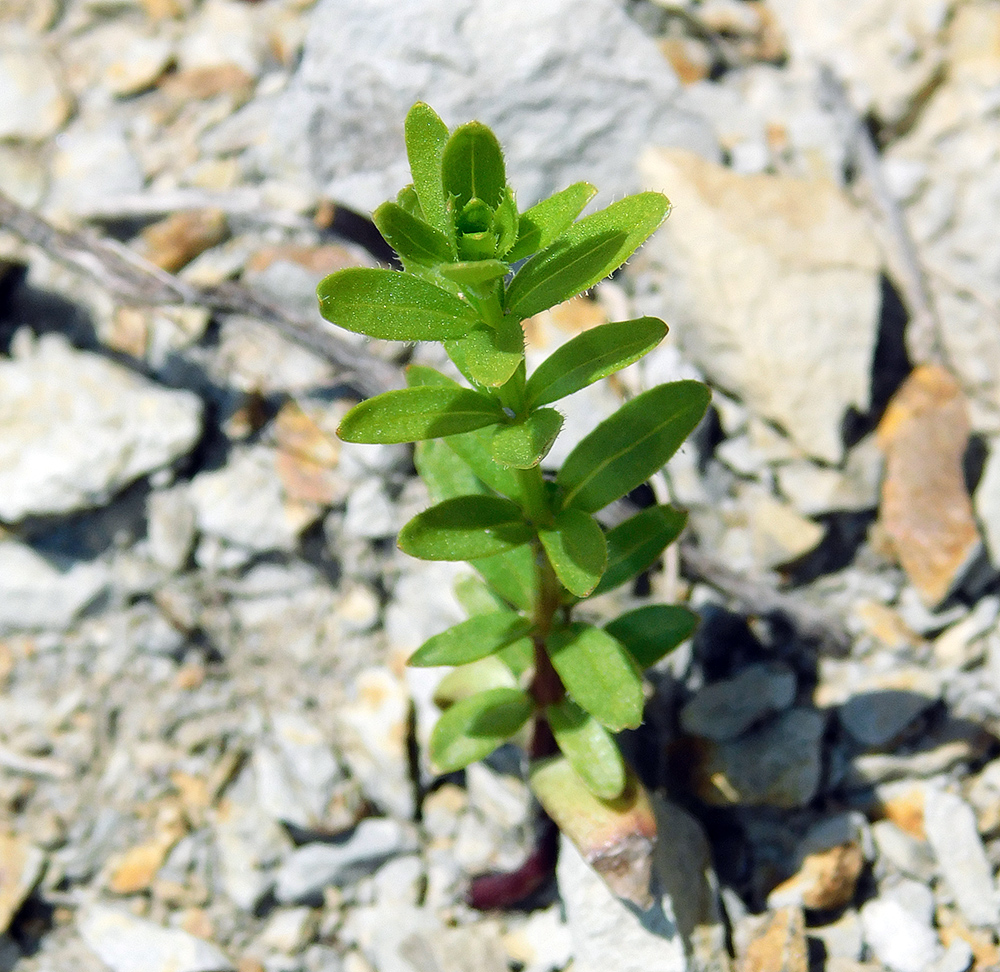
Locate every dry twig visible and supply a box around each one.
[817,66,944,368]
[0,190,399,397]
[680,542,853,655]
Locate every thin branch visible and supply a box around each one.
[817,65,944,368]
[680,542,853,656]
[0,190,399,398]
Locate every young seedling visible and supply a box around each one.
[319,102,710,905]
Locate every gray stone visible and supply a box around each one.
[652,796,728,969]
[0,38,72,141]
[882,878,936,927]
[78,903,234,972]
[808,910,863,962]
[872,820,936,882]
[638,148,880,463]
[680,662,797,741]
[333,666,416,821]
[274,818,418,904]
[693,708,826,808]
[0,335,202,521]
[923,788,1000,927]
[776,437,884,517]
[214,768,292,911]
[48,114,146,216]
[975,439,1000,565]
[766,0,947,126]
[145,486,197,572]
[340,904,442,972]
[342,478,397,540]
[256,907,317,955]
[502,906,574,972]
[188,445,303,556]
[838,680,939,748]
[250,0,717,213]
[860,899,941,972]
[930,939,974,972]
[254,710,344,830]
[0,542,109,636]
[558,830,688,972]
[884,14,1000,431]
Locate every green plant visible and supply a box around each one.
[319,102,709,876]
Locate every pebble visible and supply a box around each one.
[877,366,983,609]
[0,335,202,521]
[736,907,808,972]
[923,788,1000,927]
[837,671,940,748]
[188,445,306,558]
[680,661,797,741]
[808,910,864,962]
[332,667,416,821]
[255,907,317,955]
[78,903,234,972]
[213,773,292,911]
[0,39,72,140]
[557,834,688,972]
[274,818,418,904]
[767,841,864,911]
[0,833,44,932]
[871,820,936,882]
[689,708,826,808]
[859,899,941,972]
[501,906,574,972]
[0,541,110,635]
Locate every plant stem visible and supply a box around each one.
[516,466,551,527]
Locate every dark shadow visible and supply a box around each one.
[842,274,912,449]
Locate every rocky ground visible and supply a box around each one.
[1,0,1000,970]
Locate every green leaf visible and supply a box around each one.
[490,408,563,469]
[447,317,523,387]
[470,544,538,613]
[444,426,526,503]
[439,259,509,288]
[429,687,534,772]
[396,185,422,218]
[405,364,461,389]
[373,202,454,266]
[547,698,626,799]
[410,611,533,667]
[525,317,667,408]
[399,495,533,561]
[318,267,477,341]
[592,505,687,597]
[453,573,508,616]
[405,102,450,235]
[506,182,598,263]
[558,380,711,513]
[433,656,517,708]
[442,121,507,210]
[493,188,520,257]
[538,508,607,597]
[545,623,644,731]
[415,439,489,504]
[496,635,534,677]
[604,605,698,670]
[338,386,503,444]
[505,192,671,318]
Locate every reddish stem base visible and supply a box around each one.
[466,814,559,910]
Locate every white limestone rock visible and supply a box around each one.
[638,148,881,463]
[0,335,202,521]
